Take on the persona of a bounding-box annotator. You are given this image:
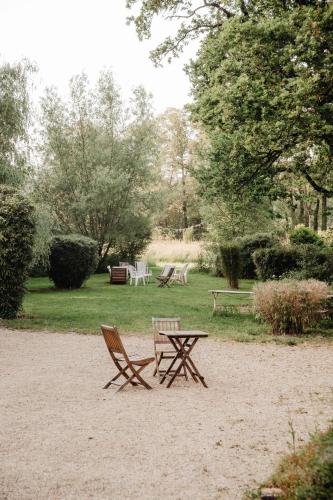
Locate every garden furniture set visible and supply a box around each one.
[108,262,189,287]
[101,318,208,393]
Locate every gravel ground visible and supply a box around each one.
[1,328,333,500]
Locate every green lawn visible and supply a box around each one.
[2,269,333,343]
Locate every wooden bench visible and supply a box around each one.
[209,289,254,313]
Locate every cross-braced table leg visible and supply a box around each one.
[161,336,208,388]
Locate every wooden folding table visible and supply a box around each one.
[158,330,208,388]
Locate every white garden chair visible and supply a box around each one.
[135,261,152,284]
[171,263,189,285]
[127,264,146,286]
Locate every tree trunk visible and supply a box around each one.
[321,193,328,231]
[290,196,297,228]
[181,164,188,229]
[299,200,305,225]
[313,198,320,232]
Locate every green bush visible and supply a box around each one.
[290,226,324,247]
[253,246,300,281]
[0,185,35,318]
[219,243,242,289]
[290,244,333,284]
[49,234,98,289]
[236,233,278,279]
[29,260,49,277]
[247,426,333,499]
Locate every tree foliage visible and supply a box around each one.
[0,185,35,318]
[126,0,239,64]
[0,60,34,185]
[155,107,201,235]
[36,71,157,262]
[188,2,333,203]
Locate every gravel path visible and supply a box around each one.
[1,328,333,500]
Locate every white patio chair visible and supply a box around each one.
[171,263,189,285]
[127,264,145,286]
[135,261,152,284]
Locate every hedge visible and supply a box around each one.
[0,185,35,318]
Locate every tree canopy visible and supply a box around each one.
[0,60,34,185]
[187,2,333,206]
[36,71,157,261]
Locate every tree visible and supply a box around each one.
[36,71,158,263]
[125,0,239,64]
[188,3,333,210]
[156,108,201,234]
[0,60,34,185]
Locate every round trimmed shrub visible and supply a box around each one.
[49,234,98,289]
[290,226,324,247]
[236,232,278,279]
[0,185,35,318]
[219,243,242,289]
[253,246,300,281]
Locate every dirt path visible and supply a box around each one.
[1,328,332,500]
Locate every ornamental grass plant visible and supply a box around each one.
[253,279,329,335]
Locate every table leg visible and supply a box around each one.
[183,353,208,388]
[165,339,187,388]
[166,337,202,388]
[159,344,182,384]
[174,337,199,383]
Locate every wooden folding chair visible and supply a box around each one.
[152,317,187,382]
[156,266,175,288]
[101,324,155,392]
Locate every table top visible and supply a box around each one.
[209,289,253,295]
[159,330,208,338]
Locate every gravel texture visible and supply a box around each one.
[1,328,333,500]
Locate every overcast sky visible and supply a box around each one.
[0,0,199,113]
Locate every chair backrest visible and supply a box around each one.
[127,264,136,277]
[107,265,112,276]
[160,264,171,278]
[152,317,181,344]
[119,261,129,267]
[135,261,147,274]
[101,324,125,356]
[179,263,189,277]
[165,266,175,280]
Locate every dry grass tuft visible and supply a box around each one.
[254,279,329,335]
[142,239,203,265]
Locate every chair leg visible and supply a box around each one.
[154,352,163,380]
[130,365,153,390]
[103,364,130,389]
[117,365,152,392]
[153,351,159,377]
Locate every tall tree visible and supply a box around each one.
[36,71,157,262]
[0,60,34,185]
[126,0,239,64]
[188,2,333,207]
[156,108,202,235]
